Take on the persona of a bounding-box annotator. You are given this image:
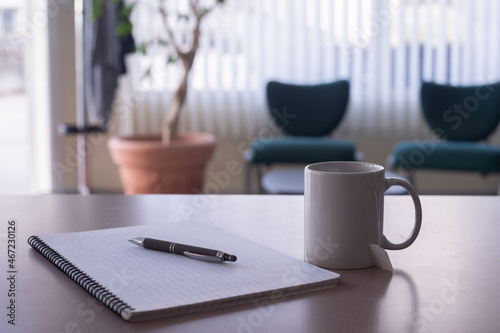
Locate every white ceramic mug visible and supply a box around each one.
[304,161,422,269]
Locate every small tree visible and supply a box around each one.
[157,0,226,144]
[96,0,226,144]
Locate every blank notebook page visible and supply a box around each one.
[34,223,340,321]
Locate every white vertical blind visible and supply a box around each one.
[379,0,392,135]
[435,0,448,83]
[323,0,334,81]
[349,0,364,135]
[116,0,500,140]
[462,0,474,83]
[486,0,499,83]
[408,0,422,137]
[476,0,487,83]
[422,0,433,83]
[394,0,406,136]
[449,0,460,85]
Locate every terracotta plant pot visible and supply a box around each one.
[108,133,216,194]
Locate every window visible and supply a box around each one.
[120,0,500,139]
[1,9,15,33]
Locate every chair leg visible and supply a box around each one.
[245,162,266,194]
[406,169,416,189]
[385,154,395,170]
[256,165,264,194]
[386,153,417,191]
[245,161,253,194]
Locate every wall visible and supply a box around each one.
[47,2,78,193]
[24,0,78,193]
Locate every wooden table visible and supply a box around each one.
[1,195,499,332]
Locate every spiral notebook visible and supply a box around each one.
[28,223,340,322]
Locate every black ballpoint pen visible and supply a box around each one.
[126,237,237,263]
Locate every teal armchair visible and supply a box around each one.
[245,80,359,193]
[388,81,500,189]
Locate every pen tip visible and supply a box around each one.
[126,237,145,246]
[224,254,237,262]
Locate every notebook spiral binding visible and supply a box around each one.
[28,236,133,317]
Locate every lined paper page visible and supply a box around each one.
[37,223,339,320]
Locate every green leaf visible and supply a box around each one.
[115,21,133,37]
[142,66,152,80]
[167,54,178,64]
[134,42,151,55]
[120,3,135,18]
[157,39,169,47]
[91,0,104,22]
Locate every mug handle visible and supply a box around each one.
[380,177,422,250]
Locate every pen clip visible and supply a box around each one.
[183,251,224,263]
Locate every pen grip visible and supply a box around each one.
[143,238,219,257]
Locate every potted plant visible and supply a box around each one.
[106,0,225,194]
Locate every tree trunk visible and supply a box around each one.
[161,70,189,144]
[158,0,208,145]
